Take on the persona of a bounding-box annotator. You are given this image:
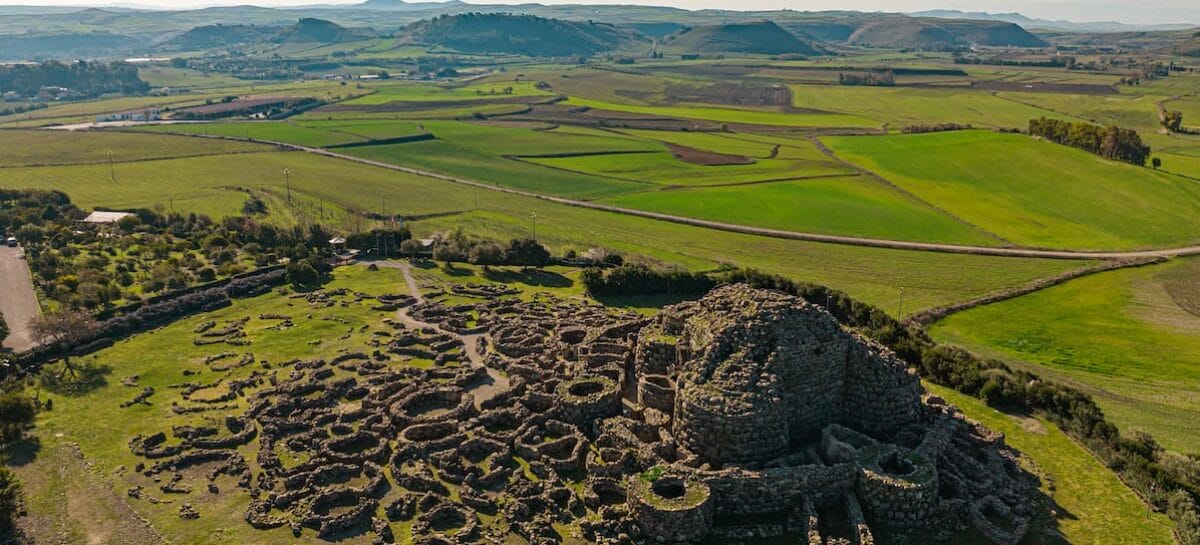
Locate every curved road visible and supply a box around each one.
[144,132,1200,261]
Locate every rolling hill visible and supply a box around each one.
[397,13,641,56]
[664,21,823,55]
[274,17,368,44]
[161,24,280,51]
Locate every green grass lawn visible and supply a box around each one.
[564,97,879,128]
[598,176,1002,244]
[927,384,1175,545]
[790,85,1069,129]
[345,80,554,105]
[526,152,853,186]
[0,129,269,166]
[930,258,1200,453]
[133,122,365,147]
[823,130,1200,250]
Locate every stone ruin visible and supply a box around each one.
[128,283,1035,545]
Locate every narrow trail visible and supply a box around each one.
[0,246,42,352]
[131,131,1200,261]
[375,260,508,404]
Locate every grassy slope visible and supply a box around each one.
[791,85,1069,129]
[599,177,1002,245]
[345,81,554,104]
[0,129,268,166]
[133,122,365,147]
[0,139,1084,315]
[823,130,1200,250]
[930,258,1200,453]
[927,384,1175,545]
[526,152,853,186]
[564,97,879,128]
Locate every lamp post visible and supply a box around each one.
[283,168,291,204]
[530,212,537,239]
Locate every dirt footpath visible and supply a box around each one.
[0,245,41,352]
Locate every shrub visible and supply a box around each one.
[286,260,320,287]
[0,467,20,536]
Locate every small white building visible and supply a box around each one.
[82,211,135,224]
[96,108,161,123]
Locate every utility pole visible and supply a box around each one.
[897,287,905,318]
[283,168,291,204]
[107,150,115,182]
[530,212,537,239]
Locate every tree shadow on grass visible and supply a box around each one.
[2,436,41,467]
[38,360,111,397]
[592,292,699,311]
[482,267,571,288]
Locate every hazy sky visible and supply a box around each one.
[2,0,1197,25]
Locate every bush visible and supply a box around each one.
[0,467,20,536]
[286,260,320,287]
[469,243,506,266]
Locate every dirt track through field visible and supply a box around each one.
[0,245,41,351]
[124,132,1200,261]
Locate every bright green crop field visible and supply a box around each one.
[564,97,879,128]
[133,120,426,148]
[599,176,1002,244]
[345,80,554,105]
[133,122,364,147]
[791,85,1069,129]
[526,152,854,186]
[931,258,1200,453]
[823,130,1200,250]
[0,129,269,166]
[0,135,1085,314]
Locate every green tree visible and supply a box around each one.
[286,259,320,287]
[0,467,20,536]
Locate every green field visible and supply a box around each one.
[133,119,425,147]
[526,151,853,186]
[599,176,1002,244]
[344,80,555,105]
[791,85,1069,129]
[564,97,880,128]
[927,384,1175,545]
[824,130,1200,250]
[0,134,1086,314]
[931,258,1200,453]
[0,129,269,166]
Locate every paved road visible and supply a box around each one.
[0,246,41,352]
[124,131,1200,261]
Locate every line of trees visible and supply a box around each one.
[0,61,148,98]
[579,265,1200,542]
[0,314,36,538]
[837,71,895,87]
[1028,117,1151,166]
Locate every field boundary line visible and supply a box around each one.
[807,134,1015,246]
[905,257,1168,326]
[121,131,1200,261]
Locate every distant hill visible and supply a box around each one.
[357,0,464,10]
[0,32,141,61]
[397,13,639,56]
[161,24,278,51]
[274,18,366,44]
[664,21,822,55]
[912,10,1198,33]
[840,16,1045,49]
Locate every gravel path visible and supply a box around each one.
[0,245,41,352]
